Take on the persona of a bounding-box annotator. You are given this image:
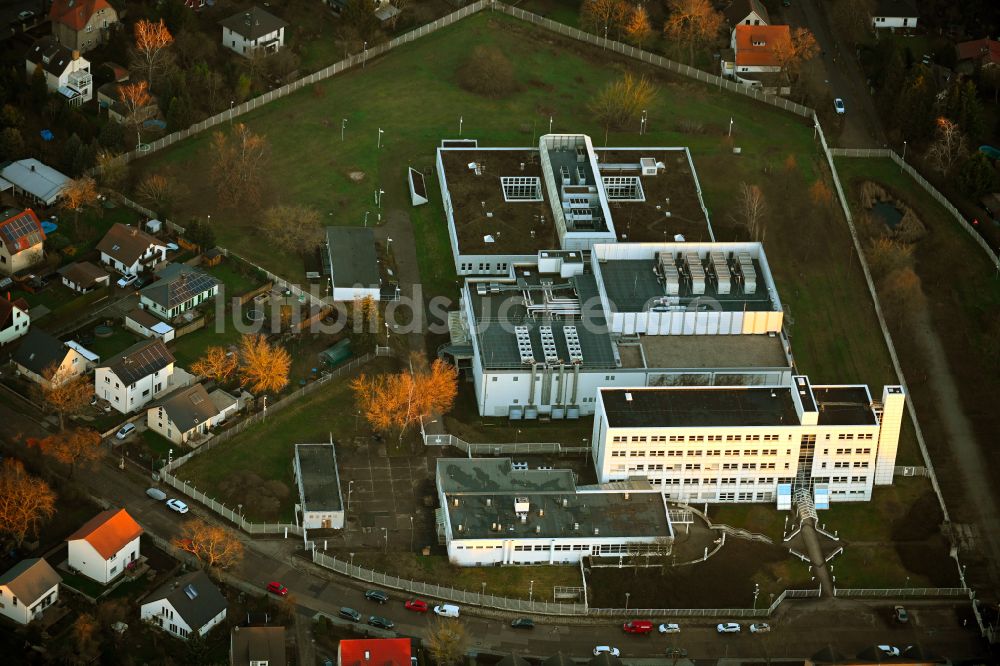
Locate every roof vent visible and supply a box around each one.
[365,651,371,661]
[457,524,463,532]
[452,498,459,507]
[625,392,633,402]
[573,522,579,530]
[624,492,630,500]
[486,497,491,507]
[183,584,198,600]
[594,528,600,536]
[562,498,568,507]
[535,525,541,533]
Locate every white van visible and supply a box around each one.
[433,604,460,618]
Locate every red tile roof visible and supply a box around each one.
[956,38,1000,66]
[66,509,143,560]
[338,639,412,666]
[49,0,114,32]
[0,208,45,253]
[734,24,790,68]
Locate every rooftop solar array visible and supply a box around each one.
[0,209,44,251]
[102,339,174,385]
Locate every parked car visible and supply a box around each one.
[266,582,288,597]
[404,599,428,612]
[717,623,741,633]
[166,242,180,252]
[339,607,361,622]
[593,647,620,657]
[511,618,534,629]
[623,620,654,634]
[133,275,151,290]
[165,499,189,514]
[145,488,167,501]
[364,589,389,604]
[893,605,909,623]
[877,645,901,657]
[834,98,846,114]
[665,648,688,658]
[117,273,138,288]
[659,623,680,633]
[17,10,35,21]
[434,604,460,618]
[750,622,770,633]
[369,615,394,630]
[115,423,136,440]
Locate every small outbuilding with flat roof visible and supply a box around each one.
[324,227,381,302]
[293,443,344,529]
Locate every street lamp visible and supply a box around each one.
[728,117,734,137]
[384,321,390,346]
[364,211,370,227]
[376,189,385,208]
[341,118,347,142]
[529,580,534,602]
[640,109,647,135]
[377,128,384,149]
[459,116,463,136]
[168,448,173,467]
[753,582,760,609]
[386,237,392,251]
[410,515,414,551]
[548,115,553,134]
[382,527,388,552]
[363,41,368,68]
[347,480,354,511]
[229,99,234,125]
[625,592,630,611]
[901,140,908,171]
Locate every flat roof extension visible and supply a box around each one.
[294,444,343,512]
[600,386,800,428]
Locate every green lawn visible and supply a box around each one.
[175,356,398,521]
[140,428,174,460]
[167,313,244,368]
[203,259,265,299]
[707,504,791,542]
[40,286,112,332]
[86,326,142,360]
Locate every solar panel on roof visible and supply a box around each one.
[0,211,44,251]
[164,272,217,308]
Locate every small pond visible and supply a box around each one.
[871,201,904,229]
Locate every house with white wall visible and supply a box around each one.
[12,328,95,389]
[325,227,381,302]
[0,558,61,625]
[437,458,673,567]
[25,36,93,105]
[591,378,906,506]
[139,264,219,321]
[721,24,789,84]
[96,223,167,276]
[141,570,227,640]
[49,0,119,53]
[0,208,46,276]
[124,308,175,343]
[146,383,237,446]
[871,0,918,30]
[95,338,175,414]
[0,160,69,206]
[66,509,143,585]
[724,0,770,47]
[0,296,30,346]
[220,6,287,58]
[58,261,110,293]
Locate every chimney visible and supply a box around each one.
[486,497,491,507]
[364,651,371,661]
[72,50,80,61]
[535,525,541,533]
[30,164,36,172]
[624,492,630,500]
[594,527,599,535]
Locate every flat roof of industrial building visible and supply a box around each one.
[633,334,789,370]
[599,386,800,428]
[294,444,343,512]
[438,458,670,540]
[812,386,877,426]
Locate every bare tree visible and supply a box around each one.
[131,19,174,91]
[117,80,152,150]
[426,618,469,666]
[211,123,269,207]
[663,0,723,65]
[580,0,631,39]
[735,182,767,241]
[925,117,967,176]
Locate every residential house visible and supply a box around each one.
[338,639,411,666]
[956,38,1000,73]
[12,328,94,389]
[0,296,30,346]
[124,307,176,343]
[58,261,110,293]
[49,0,119,53]
[724,0,770,47]
[139,264,220,321]
[140,570,227,640]
[25,36,93,105]
[231,626,286,666]
[0,208,46,276]
[146,383,238,445]
[185,0,207,9]
[0,559,61,625]
[325,226,381,302]
[0,159,70,206]
[220,6,288,58]
[95,338,175,414]
[323,0,398,22]
[97,82,160,124]
[722,24,790,86]
[66,509,143,585]
[871,0,918,30]
[97,223,167,276]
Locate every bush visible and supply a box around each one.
[457,46,517,99]
[589,73,657,130]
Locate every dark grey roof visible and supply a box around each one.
[437,458,577,495]
[150,384,219,432]
[126,307,162,329]
[599,386,800,428]
[99,338,174,384]
[25,36,77,77]
[295,444,343,513]
[141,265,218,310]
[0,558,61,604]
[724,0,770,25]
[497,656,530,666]
[58,261,109,288]
[231,626,286,666]
[813,386,878,426]
[145,570,227,630]
[326,226,380,291]
[542,654,575,666]
[219,6,288,40]
[589,653,623,666]
[873,0,918,17]
[12,328,68,376]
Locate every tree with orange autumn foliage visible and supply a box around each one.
[211,123,269,207]
[30,427,102,478]
[0,459,56,546]
[663,0,723,65]
[174,518,244,569]
[132,19,174,90]
[771,27,819,83]
[624,5,653,47]
[60,177,100,234]
[580,0,631,39]
[32,366,93,430]
[351,354,458,444]
[809,179,834,208]
[191,346,238,384]
[238,334,290,394]
[117,80,152,150]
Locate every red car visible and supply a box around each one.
[266,582,289,597]
[404,599,429,612]
[623,620,654,634]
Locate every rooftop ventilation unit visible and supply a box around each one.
[560,165,571,186]
[640,157,658,176]
[576,165,587,186]
[183,584,198,600]
[686,252,706,295]
[514,497,530,514]
[515,326,535,365]
[562,326,584,364]
[711,251,731,295]
[539,325,559,364]
[576,146,587,163]
[738,252,757,294]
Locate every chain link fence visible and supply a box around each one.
[834,587,970,598]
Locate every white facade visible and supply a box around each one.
[872,15,917,29]
[0,577,58,625]
[15,345,91,390]
[96,363,174,414]
[25,51,92,105]
[99,243,166,276]
[146,398,235,446]
[591,380,906,504]
[140,283,218,320]
[222,25,284,58]
[0,302,29,346]
[140,598,226,640]
[124,311,175,342]
[67,535,139,585]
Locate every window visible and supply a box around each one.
[720,492,735,500]
[722,463,738,470]
[834,462,849,469]
[684,463,700,470]
[851,475,867,482]
[853,461,869,468]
